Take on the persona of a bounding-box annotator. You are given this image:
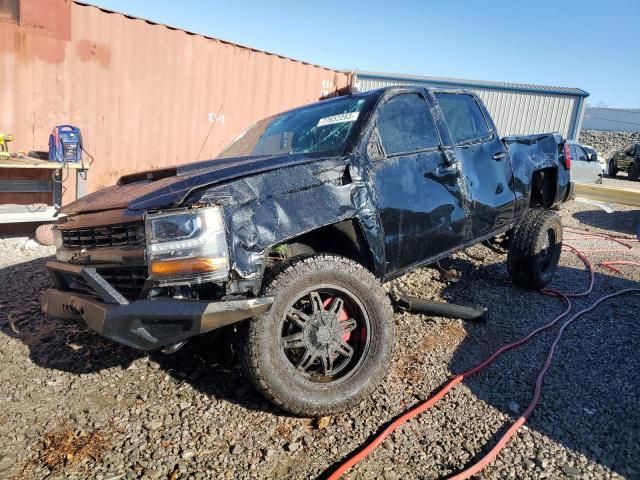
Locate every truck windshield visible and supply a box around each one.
[218,97,367,159]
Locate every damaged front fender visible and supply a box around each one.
[186,156,383,293]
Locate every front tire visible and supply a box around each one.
[609,160,618,177]
[242,255,394,416]
[507,210,563,289]
[629,163,639,181]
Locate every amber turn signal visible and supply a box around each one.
[150,257,228,276]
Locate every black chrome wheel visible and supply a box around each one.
[508,209,563,289]
[242,255,395,415]
[279,286,370,383]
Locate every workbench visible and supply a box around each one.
[0,156,88,224]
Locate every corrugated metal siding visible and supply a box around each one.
[356,75,585,140]
[0,0,349,202]
[583,107,640,132]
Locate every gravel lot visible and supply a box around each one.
[580,130,640,162]
[1,178,639,480]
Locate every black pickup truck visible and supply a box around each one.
[42,87,572,415]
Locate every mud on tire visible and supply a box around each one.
[507,209,563,289]
[242,254,394,416]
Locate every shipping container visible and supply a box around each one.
[0,0,350,203]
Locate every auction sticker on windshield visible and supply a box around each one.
[317,111,360,127]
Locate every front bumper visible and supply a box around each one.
[41,261,273,350]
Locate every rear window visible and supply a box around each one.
[435,93,490,143]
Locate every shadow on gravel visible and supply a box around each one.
[572,208,640,236]
[0,257,277,416]
[439,256,640,479]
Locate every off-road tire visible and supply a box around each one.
[629,163,639,181]
[242,254,394,416]
[507,209,563,289]
[609,160,617,177]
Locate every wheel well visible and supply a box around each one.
[530,167,558,208]
[271,219,374,272]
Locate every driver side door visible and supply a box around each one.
[369,91,468,277]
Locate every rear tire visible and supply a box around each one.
[609,160,617,177]
[507,210,563,289]
[242,254,394,416]
[629,163,639,181]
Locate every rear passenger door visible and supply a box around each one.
[432,92,515,240]
[572,145,601,183]
[369,92,467,274]
[569,144,588,182]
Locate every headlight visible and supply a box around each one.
[145,207,229,283]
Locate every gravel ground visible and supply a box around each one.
[1,184,639,479]
[579,130,640,162]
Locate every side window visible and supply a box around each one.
[575,146,588,162]
[569,145,579,162]
[624,144,634,155]
[435,93,490,143]
[376,93,439,156]
[584,147,596,160]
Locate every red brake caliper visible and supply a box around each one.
[323,297,351,342]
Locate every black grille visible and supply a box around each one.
[62,266,148,301]
[61,223,145,249]
[98,267,148,300]
[66,275,100,298]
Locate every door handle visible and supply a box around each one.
[439,145,454,166]
[492,151,507,160]
[436,163,459,175]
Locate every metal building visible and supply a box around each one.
[350,71,589,140]
[582,107,640,132]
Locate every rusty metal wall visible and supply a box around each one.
[0,0,349,203]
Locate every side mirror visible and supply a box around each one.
[589,153,597,162]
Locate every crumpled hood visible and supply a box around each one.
[61,153,329,215]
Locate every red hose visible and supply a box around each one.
[564,227,639,244]
[327,229,639,480]
[327,292,571,480]
[448,288,640,480]
[601,261,640,274]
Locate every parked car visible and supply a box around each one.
[568,141,604,184]
[609,143,640,180]
[41,87,572,415]
[583,145,608,176]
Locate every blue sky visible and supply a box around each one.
[90,0,640,108]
